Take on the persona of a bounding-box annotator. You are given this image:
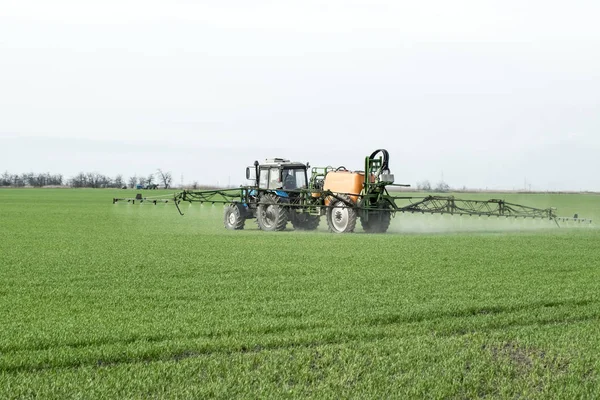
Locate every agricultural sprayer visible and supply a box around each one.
[113,149,592,233]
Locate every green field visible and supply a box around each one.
[1,189,599,398]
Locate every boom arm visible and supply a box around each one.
[396,196,557,219]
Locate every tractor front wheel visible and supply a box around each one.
[224,203,246,230]
[257,194,288,231]
[326,195,357,233]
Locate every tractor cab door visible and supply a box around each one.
[258,167,282,190]
[281,168,307,190]
[258,168,270,189]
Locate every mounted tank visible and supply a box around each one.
[322,170,365,204]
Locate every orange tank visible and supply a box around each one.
[323,171,365,204]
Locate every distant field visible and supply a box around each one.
[0,189,599,398]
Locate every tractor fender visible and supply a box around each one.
[274,190,289,198]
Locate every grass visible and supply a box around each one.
[0,188,599,398]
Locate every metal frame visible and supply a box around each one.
[112,149,592,228]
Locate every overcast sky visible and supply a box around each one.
[1,0,599,190]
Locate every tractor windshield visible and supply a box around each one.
[282,168,307,190]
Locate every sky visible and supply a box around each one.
[1,0,599,190]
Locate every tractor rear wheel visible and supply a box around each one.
[290,212,320,230]
[224,203,246,230]
[257,194,288,231]
[360,201,392,233]
[326,195,357,233]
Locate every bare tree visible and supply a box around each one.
[21,172,33,186]
[86,172,101,188]
[70,172,87,188]
[16,174,26,186]
[114,174,124,188]
[157,169,173,189]
[56,174,63,186]
[1,171,10,186]
[417,180,431,191]
[435,181,450,192]
[128,175,138,189]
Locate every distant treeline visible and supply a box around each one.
[1,170,173,189]
[1,172,64,187]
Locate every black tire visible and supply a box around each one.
[361,201,392,233]
[290,212,320,230]
[224,203,246,230]
[257,194,288,231]
[326,195,357,233]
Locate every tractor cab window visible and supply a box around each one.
[259,168,269,188]
[268,167,280,189]
[258,166,307,189]
[282,168,307,190]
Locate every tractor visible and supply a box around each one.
[223,157,320,232]
[219,149,404,233]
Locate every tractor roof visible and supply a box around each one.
[261,158,306,168]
